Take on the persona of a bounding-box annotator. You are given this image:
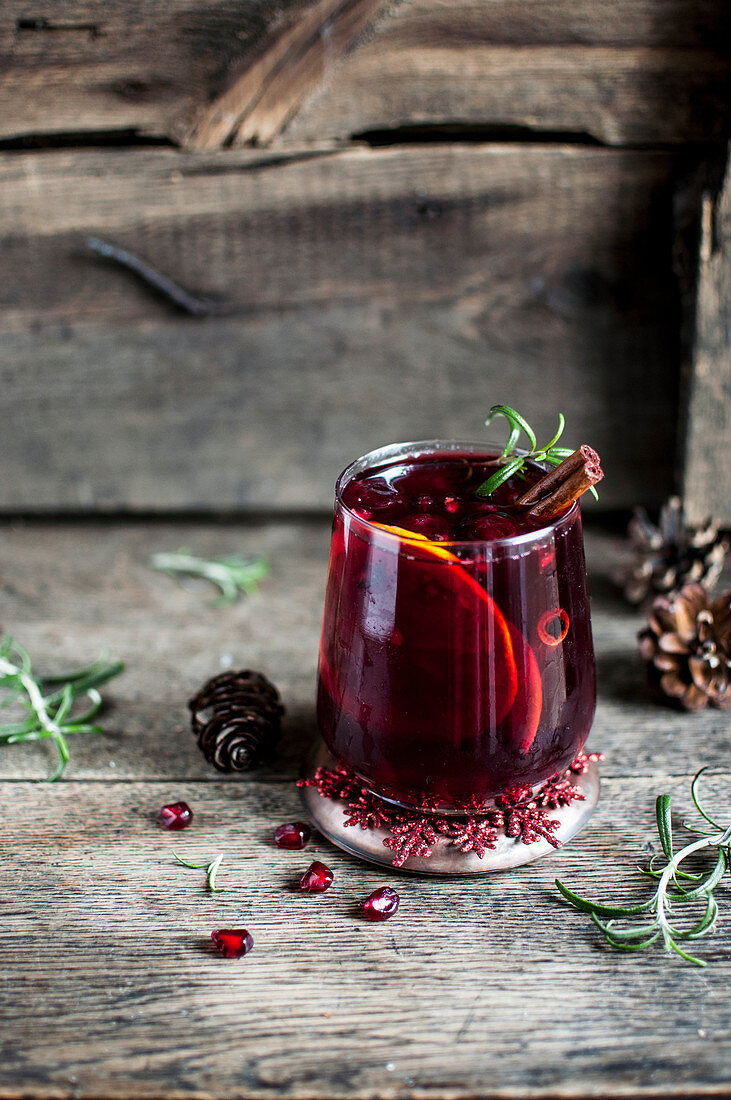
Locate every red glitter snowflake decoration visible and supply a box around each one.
[436,816,499,858]
[384,818,438,866]
[298,749,601,868]
[343,791,393,831]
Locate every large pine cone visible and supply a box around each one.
[189,669,284,772]
[639,583,731,710]
[618,497,727,605]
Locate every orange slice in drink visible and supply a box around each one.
[371,522,519,726]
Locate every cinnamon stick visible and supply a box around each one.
[516,446,603,519]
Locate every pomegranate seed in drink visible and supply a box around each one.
[399,514,451,540]
[160,801,193,830]
[362,886,399,921]
[274,821,311,849]
[211,929,254,958]
[300,861,334,892]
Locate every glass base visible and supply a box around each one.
[300,740,600,875]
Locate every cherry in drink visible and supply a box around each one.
[317,441,597,810]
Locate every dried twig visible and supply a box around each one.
[85,236,230,316]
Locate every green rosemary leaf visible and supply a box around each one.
[542,413,566,453]
[151,550,268,605]
[474,456,524,498]
[48,660,125,703]
[682,894,719,939]
[593,915,660,941]
[485,405,538,453]
[691,767,724,830]
[591,917,664,953]
[667,939,707,967]
[172,849,227,893]
[665,893,719,940]
[599,931,663,954]
[40,649,112,685]
[54,683,75,726]
[656,794,674,861]
[0,637,122,781]
[172,850,209,870]
[555,878,655,918]
[65,689,104,727]
[207,853,225,893]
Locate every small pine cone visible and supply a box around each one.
[617,497,727,606]
[189,669,284,772]
[638,583,731,711]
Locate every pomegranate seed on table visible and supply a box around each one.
[274,821,311,849]
[160,801,193,830]
[300,861,334,893]
[362,887,399,921]
[211,929,254,959]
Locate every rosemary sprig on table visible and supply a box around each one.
[172,849,227,893]
[556,769,731,966]
[151,549,268,605]
[477,405,599,501]
[0,635,124,781]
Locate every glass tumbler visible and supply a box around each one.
[315,441,597,813]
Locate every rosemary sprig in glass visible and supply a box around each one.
[556,768,731,966]
[476,404,599,501]
[0,635,124,781]
[151,548,269,606]
[172,849,227,893]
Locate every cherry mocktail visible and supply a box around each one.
[317,442,596,810]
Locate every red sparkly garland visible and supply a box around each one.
[298,750,603,868]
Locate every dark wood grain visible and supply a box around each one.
[682,150,731,526]
[1,0,728,147]
[0,521,727,784]
[0,144,684,511]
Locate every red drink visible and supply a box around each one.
[317,441,596,810]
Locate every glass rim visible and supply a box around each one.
[334,439,580,551]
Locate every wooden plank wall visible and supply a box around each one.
[682,153,731,524]
[1,0,729,515]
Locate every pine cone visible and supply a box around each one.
[618,497,727,605]
[639,583,731,710]
[189,669,284,772]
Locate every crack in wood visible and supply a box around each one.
[353,122,607,147]
[16,16,100,36]
[186,0,391,151]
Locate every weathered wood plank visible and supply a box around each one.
[0,144,685,510]
[1,0,728,147]
[282,44,731,150]
[682,149,731,526]
[1,771,731,1099]
[0,521,728,784]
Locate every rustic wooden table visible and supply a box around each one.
[1,519,729,1100]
